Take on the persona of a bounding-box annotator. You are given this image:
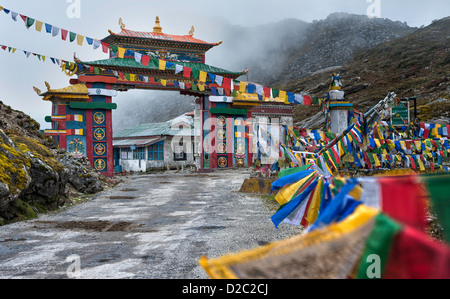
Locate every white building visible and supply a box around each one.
[113,112,199,172]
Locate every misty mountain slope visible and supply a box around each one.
[111,13,418,132]
[112,90,195,132]
[252,13,416,86]
[279,16,450,128]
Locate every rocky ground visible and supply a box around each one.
[0,101,118,225]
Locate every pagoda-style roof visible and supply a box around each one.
[111,28,219,46]
[102,17,222,53]
[34,82,89,101]
[79,57,244,79]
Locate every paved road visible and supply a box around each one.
[0,170,301,279]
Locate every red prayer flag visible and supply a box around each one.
[383,226,450,279]
[423,129,430,139]
[101,42,109,53]
[223,77,231,89]
[378,176,426,231]
[263,87,271,98]
[20,15,27,23]
[142,55,150,66]
[183,67,191,78]
[61,29,68,41]
[303,95,312,105]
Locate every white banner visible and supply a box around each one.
[88,88,118,97]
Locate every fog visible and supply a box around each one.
[0,0,448,131]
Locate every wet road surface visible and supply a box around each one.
[0,170,301,278]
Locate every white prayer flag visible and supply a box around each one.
[93,39,101,50]
[175,64,183,74]
[215,75,223,86]
[134,52,142,63]
[52,26,60,37]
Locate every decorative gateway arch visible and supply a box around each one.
[39,17,294,177]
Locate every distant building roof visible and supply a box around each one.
[113,114,198,139]
[113,137,163,148]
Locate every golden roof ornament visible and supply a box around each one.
[189,26,195,37]
[45,81,51,91]
[119,18,126,30]
[33,86,41,95]
[153,16,162,33]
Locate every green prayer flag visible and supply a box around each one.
[192,69,200,79]
[26,17,35,29]
[272,89,279,98]
[69,32,77,42]
[278,164,310,178]
[424,175,450,243]
[356,213,403,279]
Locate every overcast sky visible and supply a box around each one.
[0,0,448,129]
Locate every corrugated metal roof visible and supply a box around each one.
[113,137,162,147]
[113,117,198,139]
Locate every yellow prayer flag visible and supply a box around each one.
[118,47,126,58]
[274,173,315,205]
[279,90,287,104]
[35,20,43,32]
[77,34,84,46]
[373,153,381,167]
[305,180,323,225]
[418,159,425,171]
[161,79,167,86]
[130,74,135,81]
[199,71,207,83]
[159,59,166,71]
[239,82,247,93]
[414,140,421,150]
[198,82,205,91]
[374,138,381,148]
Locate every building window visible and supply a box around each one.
[148,141,164,160]
[121,148,132,160]
[174,140,187,161]
[133,147,146,160]
[120,147,146,160]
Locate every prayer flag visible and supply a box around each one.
[35,20,43,32]
[51,26,60,37]
[134,52,142,63]
[142,55,150,66]
[69,32,77,42]
[215,75,223,86]
[159,59,166,70]
[77,34,84,46]
[61,29,68,40]
[199,71,207,83]
[175,64,183,74]
[183,67,191,78]
[101,42,109,53]
[118,47,125,58]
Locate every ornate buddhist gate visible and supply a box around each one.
[37,17,292,176]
